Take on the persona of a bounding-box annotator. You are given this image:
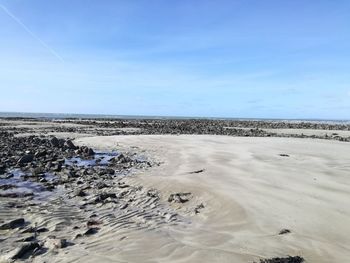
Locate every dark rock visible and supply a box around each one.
[279,229,291,235]
[194,203,205,214]
[10,242,41,260]
[18,154,34,164]
[255,256,304,263]
[87,148,95,156]
[0,164,6,174]
[16,235,36,242]
[168,192,192,203]
[279,154,290,157]
[65,140,77,150]
[34,150,47,158]
[95,193,117,203]
[84,227,99,236]
[0,192,34,198]
[76,189,87,197]
[113,153,131,164]
[96,182,108,189]
[189,169,205,174]
[0,184,16,190]
[118,183,129,189]
[50,137,60,147]
[147,189,159,198]
[87,219,102,227]
[0,218,25,230]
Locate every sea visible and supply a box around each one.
[0,111,349,124]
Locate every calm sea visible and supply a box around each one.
[0,112,349,124]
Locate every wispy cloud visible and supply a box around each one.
[0,4,64,62]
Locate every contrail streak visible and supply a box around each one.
[0,4,64,62]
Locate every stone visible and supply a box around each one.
[147,189,159,198]
[50,137,60,147]
[194,203,205,214]
[256,256,304,263]
[84,227,99,236]
[95,193,116,203]
[76,189,86,197]
[87,148,95,156]
[168,192,192,203]
[8,242,41,260]
[65,140,77,150]
[279,229,291,235]
[34,150,47,158]
[44,236,67,250]
[17,154,34,164]
[0,218,25,230]
[0,164,6,174]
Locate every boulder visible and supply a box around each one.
[17,154,34,164]
[64,140,77,150]
[50,137,60,147]
[0,218,25,230]
[7,242,41,260]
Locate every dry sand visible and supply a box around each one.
[70,135,350,263]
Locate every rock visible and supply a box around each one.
[87,219,101,227]
[189,169,205,174]
[44,236,67,250]
[21,226,48,234]
[0,192,34,198]
[50,137,60,147]
[76,189,87,197]
[0,218,25,230]
[147,189,159,198]
[96,182,108,189]
[279,154,290,157]
[279,229,291,235]
[114,153,131,164]
[16,235,36,242]
[65,140,77,150]
[120,203,128,210]
[0,184,16,190]
[118,183,129,189]
[194,203,205,214]
[31,167,44,176]
[87,148,95,156]
[34,150,47,158]
[168,192,192,203]
[84,227,99,236]
[255,256,304,263]
[8,242,41,260]
[0,164,6,174]
[95,193,117,203]
[17,154,34,164]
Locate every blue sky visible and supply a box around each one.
[0,0,349,119]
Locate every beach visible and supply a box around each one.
[1,119,350,262]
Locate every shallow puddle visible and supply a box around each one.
[64,151,119,167]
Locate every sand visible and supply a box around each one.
[69,135,350,263]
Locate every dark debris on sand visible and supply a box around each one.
[256,256,304,263]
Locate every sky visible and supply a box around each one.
[0,0,349,119]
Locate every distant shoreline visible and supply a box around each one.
[0,111,349,124]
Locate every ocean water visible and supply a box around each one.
[0,111,349,124]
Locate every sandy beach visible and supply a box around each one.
[74,135,350,263]
[1,119,350,262]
